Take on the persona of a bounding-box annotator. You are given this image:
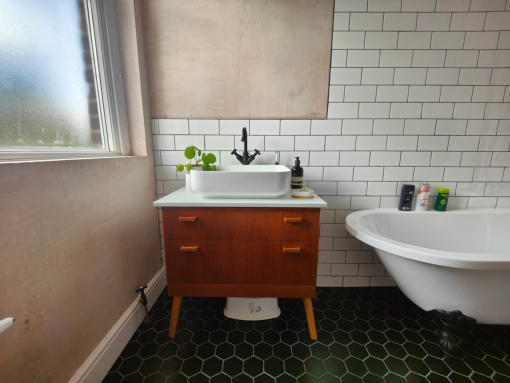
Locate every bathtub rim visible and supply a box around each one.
[346,208,510,270]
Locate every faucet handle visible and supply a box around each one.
[231,149,238,155]
[254,149,260,155]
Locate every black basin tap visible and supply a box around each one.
[231,127,260,165]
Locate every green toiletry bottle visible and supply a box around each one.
[434,188,450,211]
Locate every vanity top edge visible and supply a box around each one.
[153,187,327,208]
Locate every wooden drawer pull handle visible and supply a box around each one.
[180,246,199,253]
[283,246,302,254]
[178,216,198,222]
[284,217,303,223]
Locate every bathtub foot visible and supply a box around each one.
[431,310,476,354]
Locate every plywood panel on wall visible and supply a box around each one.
[143,0,333,119]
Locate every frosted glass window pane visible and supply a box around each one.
[0,0,103,150]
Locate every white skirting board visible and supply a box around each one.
[68,266,167,383]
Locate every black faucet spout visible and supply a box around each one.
[232,127,260,165]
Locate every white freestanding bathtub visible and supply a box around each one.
[346,209,510,325]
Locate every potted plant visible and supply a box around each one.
[176,146,217,191]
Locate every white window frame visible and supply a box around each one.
[0,0,130,162]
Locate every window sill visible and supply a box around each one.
[0,153,141,165]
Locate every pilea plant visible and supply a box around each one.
[176,146,217,172]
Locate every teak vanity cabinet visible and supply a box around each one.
[161,206,321,340]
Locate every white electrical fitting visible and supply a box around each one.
[0,317,14,335]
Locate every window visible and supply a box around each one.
[0,0,129,160]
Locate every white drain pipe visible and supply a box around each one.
[0,317,14,334]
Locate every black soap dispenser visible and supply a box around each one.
[291,157,304,189]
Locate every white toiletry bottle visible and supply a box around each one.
[416,184,431,211]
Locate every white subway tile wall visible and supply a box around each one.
[152,0,510,287]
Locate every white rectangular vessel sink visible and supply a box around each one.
[190,165,291,198]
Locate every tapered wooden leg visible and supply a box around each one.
[303,298,317,340]
[168,296,182,338]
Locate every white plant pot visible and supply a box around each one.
[185,173,192,192]
[224,297,281,320]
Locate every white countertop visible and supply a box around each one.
[153,188,327,208]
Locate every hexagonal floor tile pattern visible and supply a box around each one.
[103,288,510,382]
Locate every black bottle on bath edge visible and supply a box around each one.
[291,157,303,189]
[399,184,415,211]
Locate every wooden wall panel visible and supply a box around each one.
[142,0,333,119]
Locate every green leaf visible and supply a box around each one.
[204,153,217,164]
[176,164,184,172]
[186,163,193,172]
[211,165,217,171]
[184,146,196,159]
[202,163,211,171]
[197,149,202,156]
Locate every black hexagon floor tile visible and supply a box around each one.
[103,288,510,382]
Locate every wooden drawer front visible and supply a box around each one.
[165,240,279,284]
[281,209,320,241]
[163,208,201,240]
[165,240,232,284]
[200,209,281,241]
[278,241,318,285]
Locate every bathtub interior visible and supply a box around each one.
[360,211,510,254]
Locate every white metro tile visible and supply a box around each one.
[189,120,218,134]
[250,120,279,135]
[338,181,368,195]
[362,68,394,84]
[383,167,414,181]
[265,136,294,150]
[418,136,449,150]
[339,151,370,166]
[435,120,467,135]
[453,103,486,119]
[328,103,359,118]
[359,103,391,118]
[152,135,174,150]
[295,136,324,150]
[445,50,479,67]
[401,151,431,165]
[479,136,510,151]
[464,32,499,49]
[351,196,381,209]
[376,86,409,102]
[344,86,377,102]
[335,0,367,11]
[384,13,418,31]
[329,86,345,102]
[311,120,342,135]
[373,119,405,135]
[365,32,398,48]
[431,32,465,49]
[413,50,446,68]
[356,136,387,150]
[459,68,492,85]
[331,50,347,67]
[367,181,398,195]
[368,0,401,11]
[353,167,384,181]
[402,0,436,11]
[417,13,451,31]
[413,166,444,181]
[159,119,188,134]
[332,32,365,49]
[174,135,204,150]
[350,13,383,30]
[394,68,427,84]
[220,120,249,135]
[324,167,354,181]
[380,50,413,67]
[448,136,480,151]
[398,33,431,49]
[390,103,422,118]
[310,151,340,166]
[472,86,505,102]
[408,86,441,102]
[444,167,474,181]
[280,120,310,135]
[326,136,356,150]
[387,135,418,150]
[466,120,498,135]
[370,151,401,166]
[422,103,454,118]
[342,119,373,135]
[205,135,234,150]
[461,152,492,166]
[431,152,462,166]
[450,12,485,30]
[436,0,470,12]
[404,119,436,135]
[333,13,350,31]
[471,0,506,11]
[440,86,473,102]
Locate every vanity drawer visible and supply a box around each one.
[162,208,201,239]
[278,241,318,285]
[200,209,281,241]
[165,240,279,284]
[280,209,320,241]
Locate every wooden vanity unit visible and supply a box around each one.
[154,188,327,340]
